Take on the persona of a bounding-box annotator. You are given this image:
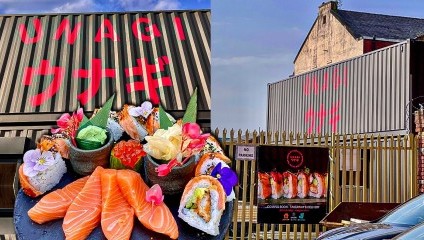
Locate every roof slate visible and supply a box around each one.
[333,9,424,40]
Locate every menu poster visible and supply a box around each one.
[256,145,329,224]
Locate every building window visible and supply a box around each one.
[323,15,327,24]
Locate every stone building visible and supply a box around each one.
[294,1,424,75]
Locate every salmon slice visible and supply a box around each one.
[116,169,179,239]
[101,169,134,240]
[63,166,103,240]
[28,176,89,224]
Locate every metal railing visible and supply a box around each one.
[214,129,418,240]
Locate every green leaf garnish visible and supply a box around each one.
[159,105,173,130]
[89,94,115,129]
[80,115,90,127]
[78,94,115,131]
[182,88,197,123]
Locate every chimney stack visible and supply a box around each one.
[319,1,338,15]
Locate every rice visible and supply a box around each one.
[132,116,148,140]
[197,158,234,202]
[198,158,229,175]
[227,190,235,202]
[107,118,124,141]
[28,153,67,194]
[178,178,225,236]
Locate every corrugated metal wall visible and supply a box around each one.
[0,10,210,120]
[267,40,419,135]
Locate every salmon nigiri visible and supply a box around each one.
[28,176,89,224]
[116,169,179,239]
[101,169,134,240]
[63,166,103,240]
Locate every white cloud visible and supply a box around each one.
[53,0,96,13]
[212,53,294,67]
[153,0,180,10]
[0,0,100,14]
[0,0,184,14]
[0,0,57,3]
[114,0,181,11]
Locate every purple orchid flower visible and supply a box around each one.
[129,101,153,118]
[23,149,56,177]
[211,162,238,196]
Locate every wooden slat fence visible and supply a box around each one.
[214,129,418,240]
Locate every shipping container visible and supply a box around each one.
[0,10,210,216]
[267,40,424,135]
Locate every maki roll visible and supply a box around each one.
[308,173,325,198]
[270,171,283,199]
[19,149,67,198]
[297,172,310,199]
[282,171,298,199]
[258,172,272,199]
[195,153,235,202]
[195,153,230,176]
[106,111,124,142]
[37,134,70,159]
[200,136,231,163]
[118,104,149,141]
[178,175,226,236]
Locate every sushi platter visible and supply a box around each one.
[14,166,234,240]
[14,94,238,239]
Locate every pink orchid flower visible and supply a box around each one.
[145,184,164,205]
[155,123,210,177]
[155,159,179,177]
[182,123,209,152]
[54,113,71,130]
[51,108,84,146]
[182,122,208,139]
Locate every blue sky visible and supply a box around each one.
[1,0,424,132]
[0,0,210,13]
[211,0,424,132]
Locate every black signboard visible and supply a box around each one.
[256,145,329,224]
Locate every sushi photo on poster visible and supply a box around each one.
[256,145,329,224]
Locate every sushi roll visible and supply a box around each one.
[258,172,272,199]
[297,172,310,198]
[142,107,160,136]
[270,171,283,199]
[37,134,70,159]
[195,153,235,202]
[106,111,124,142]
[195,153,230,176]
[308,173,325,198]
[282,171,298,199]
[118,104,149,141]
[200,136,231,163]
[19,149,67,198]
[178,175,226,236]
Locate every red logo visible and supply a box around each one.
[287,150,304,169]
[283,213,289,219]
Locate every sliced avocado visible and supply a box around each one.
[185,201,194,209]
[185,187,207,209]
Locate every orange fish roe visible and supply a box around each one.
[112,140,146,168]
